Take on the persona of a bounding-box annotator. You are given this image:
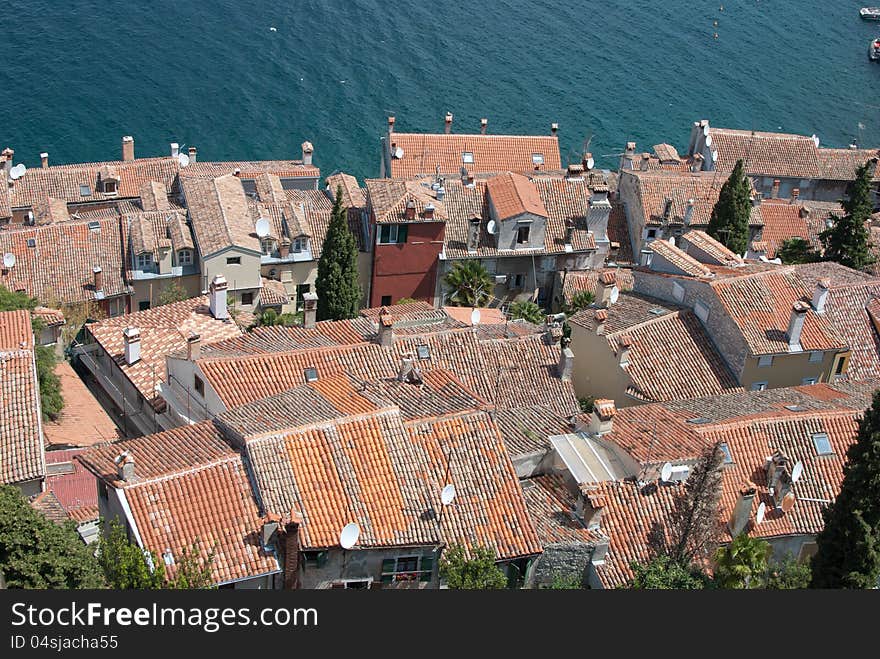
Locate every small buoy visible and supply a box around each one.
[713,20,718,26]
[269,26,277,32]
[720,4,724,10]
[714,32,719,39]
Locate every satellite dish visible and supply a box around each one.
[470,308,481,325]
[756,501,766,525]
[780,492,796,514]
[609,286,620,304]
[711,150,719,162]
[394,146,405,159]
[660,462,673,482]
[9,163,26,180]
[3,253,15,268]
[441,484,456,506]
[586,157,595,170]
[486,220,497,235]
[702,124,710,137]
[255,218,271,238]
[668,236,676,246]
[178,152,190,167]
[705,134,713,148]
[339,522,360,549]
[791,461,804,484]
[811,134,820,148]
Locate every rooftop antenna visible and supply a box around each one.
[660,462,673,483]
[255,217,271,238]
[2,253,15,269]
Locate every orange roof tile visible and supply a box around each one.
[486,172,548,220]
[0,346,43,485]
[43,361,120,447]
[708,127,821,178]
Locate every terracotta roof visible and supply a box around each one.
[138,181,171,212]
[816,148,880,182]
[325,173,366,209]
[31,197,70,224]
[0,344,44,485]
[365,179,448,224]
[442,306,506,325]
[649,240,714,278]
[756,199,841,258]
[181,175,260,257]
[388,132,561,178]
[86,296,242,403]
[486,172,548,220]
[364,369,487,421]
[361,300,434,320]
[652,143,681,164]
[562,269,634,305]
[0,309,33,350]
[493,405,570,456]
[259,278,290,307]
[32,306,65,328]
[607,201,634,264]
[708,127,821,178]
[30,490,70,524]
[126,210,192,256]
[521,474,602,547]
[180,160,319,180]
[43,361,119,447]
[0,217,128,305]
[679,230,743,266]
[812,278,880,381]
[44,448,100,522]
[286,189,365,254]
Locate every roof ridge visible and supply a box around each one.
[695,406,862,432]
[243,405,402,443]
[120,451,241,488]
[607,309,685,336]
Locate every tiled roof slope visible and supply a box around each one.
[45,448,100,523]
[708,128,820,178]
[493,405,570,456]
[562,269,635,306]
[816,148,880,182]
[126,210,192,257]
[181,174,260,257]
[487,172,548,219]
[680,230,742,265]
[649,240,714,278]
[43,361,119,447]
[0,217,127,305]
[180,160,319,180]
[325,173,366,210]
[756,199,841,258]
[366,179,449,224]
[86,296,241,402]
[0,341,44,486]
[0,309,33,350]
[388,132,561,178]
[607,201,634,264]
[521,474,602,546]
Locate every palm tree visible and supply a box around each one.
[713,533,771,589]
[510,300,545,324]
[444,261,494,307]
[565,290,595,314]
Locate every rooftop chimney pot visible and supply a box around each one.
[122,326,141,365]
[209,274,229,320]
[122,136,134,162]
[188,146,197,162]
[786,301,810,348]
[301,141,314,166]
[444,112,453,134]
[812,278,830,314]
[40,152,48,169]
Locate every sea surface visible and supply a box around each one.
[2,0,879,179]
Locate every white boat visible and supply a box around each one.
[861,7,880,20]
[871,38,880,60]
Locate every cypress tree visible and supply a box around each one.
[707,159,752,255]
[819,162,875,271]
[810,390,880,588]
[315,184,360,321]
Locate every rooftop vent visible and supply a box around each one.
[785,404,808,412]
[648,307,667,316]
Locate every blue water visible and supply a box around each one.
[2,1,879,178]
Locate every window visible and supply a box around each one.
[516,225,530,244]
[79,184,91,197]
[646,228,658,239]
[27,238,36,248]
[512,274,525,289]
[226,256,241,265]
[719,442,733,464]
[380,555,434,584]
[296,283,311,304]
[194,375,205,397]
[758,355,774,368]
[379,224,408,244]
[750,381,768,391]
[531,153,544,165]
[694,300,710,323]
[672,281,685,303]
[416,345,431,360]
[303,551,328,568]
[333,579,372,590]
[462,152,474,164]
[138,300,150,311]
[261,239,275,256]
[304,367,318,383]
[241,292,254,306]
[801,377,818,385]
[812,432,833,455]
[833,354,847,375]
[136,252,153,270]
[809,351,823,363]
[381,295,392,306]
[293,237,307,253]
[178,249,193,266]
[103,180,117,194]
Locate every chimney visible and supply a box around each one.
[799,205,811,219]
[684,198,695,225]
[790,187,800,204]
[640,153,651,171]
[465,171,475,187]
[378,307,393,346]
[261,513,281,549]
[589,399,616,435]
[301,141,314,166]
[622,142,636,170]
[209,274,229,320]
[690,153,704,173]
[233,168,241,177]
[282,510,303,589]
[40,152,48,169]
[575,485,606,530]
[582,152,593,171]
[639,249,653,267]
[786,301,810,349]
[771,179,780,198]
[170,143,179,158]
[436,185,446,201]
[728,482,757,536]
[766,451,794,507]
[302,292,318,328]
[405,199,416,221]
[397,353,422,384]
[93,266,104,292]
[467,216,481,251]
[558,346,574,381]
[424,202,435,220]
[812,278,830,314]
[566,163,584,180]
[116,451,136,482]
[2,148,14,180]
[122,326,141,365]
[551,122,559,135]
[444,112,453,134]
[594,309,608,335]
[122,136,134,162]
[480,118,488,135]
[617,335,632,365]
[188,146,197,163]
[387,116,395,134]
[279,238,291,258]
[595,270,617,308]
[186,333,201,361]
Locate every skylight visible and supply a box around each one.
[26,238,36,248]
[462,152,474,164]
[812,432,833,455]
[719,442,733,464]
[304,367,318,383]
[686,417,712,424]
[79,184,91,197]
[648,307,667,316]
[416,345,431,360]
[532,153,544,165]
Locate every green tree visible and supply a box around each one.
[777,237,821,264]
[713,533,771,589]
[625,554,707,589]
[811,389,880,588]
[257,308,279,326]
[0,485,105,588]
[763,555,812,589]
[165,540,216,589]
[545,572,584,589]
[444,261,494,307]
[819,162,876,270]
[509,299,544,324]
[0,285,38,312]
[157,281,189,306]
[707,159,752,255]
[565,290,595,314]
[578,396,597,413]
[98,520,166,589]
[316,185,360,321]
[439,543,507,589]
[395,297,419,305]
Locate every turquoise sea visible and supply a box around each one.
[2,0,879,178]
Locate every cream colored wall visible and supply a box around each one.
[202,249,262,310]
[739,350,842,390]
[569,321,637,407]
[131,275,201,309]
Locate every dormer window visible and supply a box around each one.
[103,179,118,195]
[293,237,308,253]
[136,252,153,271]
[462,152,474,164]
[178,249,193,266]
[79,184,92,197]
[261,239,276,256]
[532,153,544,166]
[516,225,530,244]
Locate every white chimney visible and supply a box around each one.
[170,143,179,158]
[302,292,318,328]
[558,346,574,381]
[617,335,632,365]
[728,482,757,536]
[188,146,198,163]
[589,399,616,435]
[594,309,607,335]
[639,249,653,267]
[387,116,395,134]
[595,271,617,308]
[444,112,453,134]
[480,118,488,135]
[122,327,141,365]
[551,122,559,135]
[209,274,229,320]
[575,484,605,530]
[115,451,136,482]
[121,135,134,162]
[397,353,421,384]
[301,141,314,166]
[786,301,809,349]
[812,278,830,314]
[40,152,49,169]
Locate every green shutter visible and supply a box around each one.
[381,558,396,575]
[420,556,434,581]
[397,224,408,244]
[316,551,328,568]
